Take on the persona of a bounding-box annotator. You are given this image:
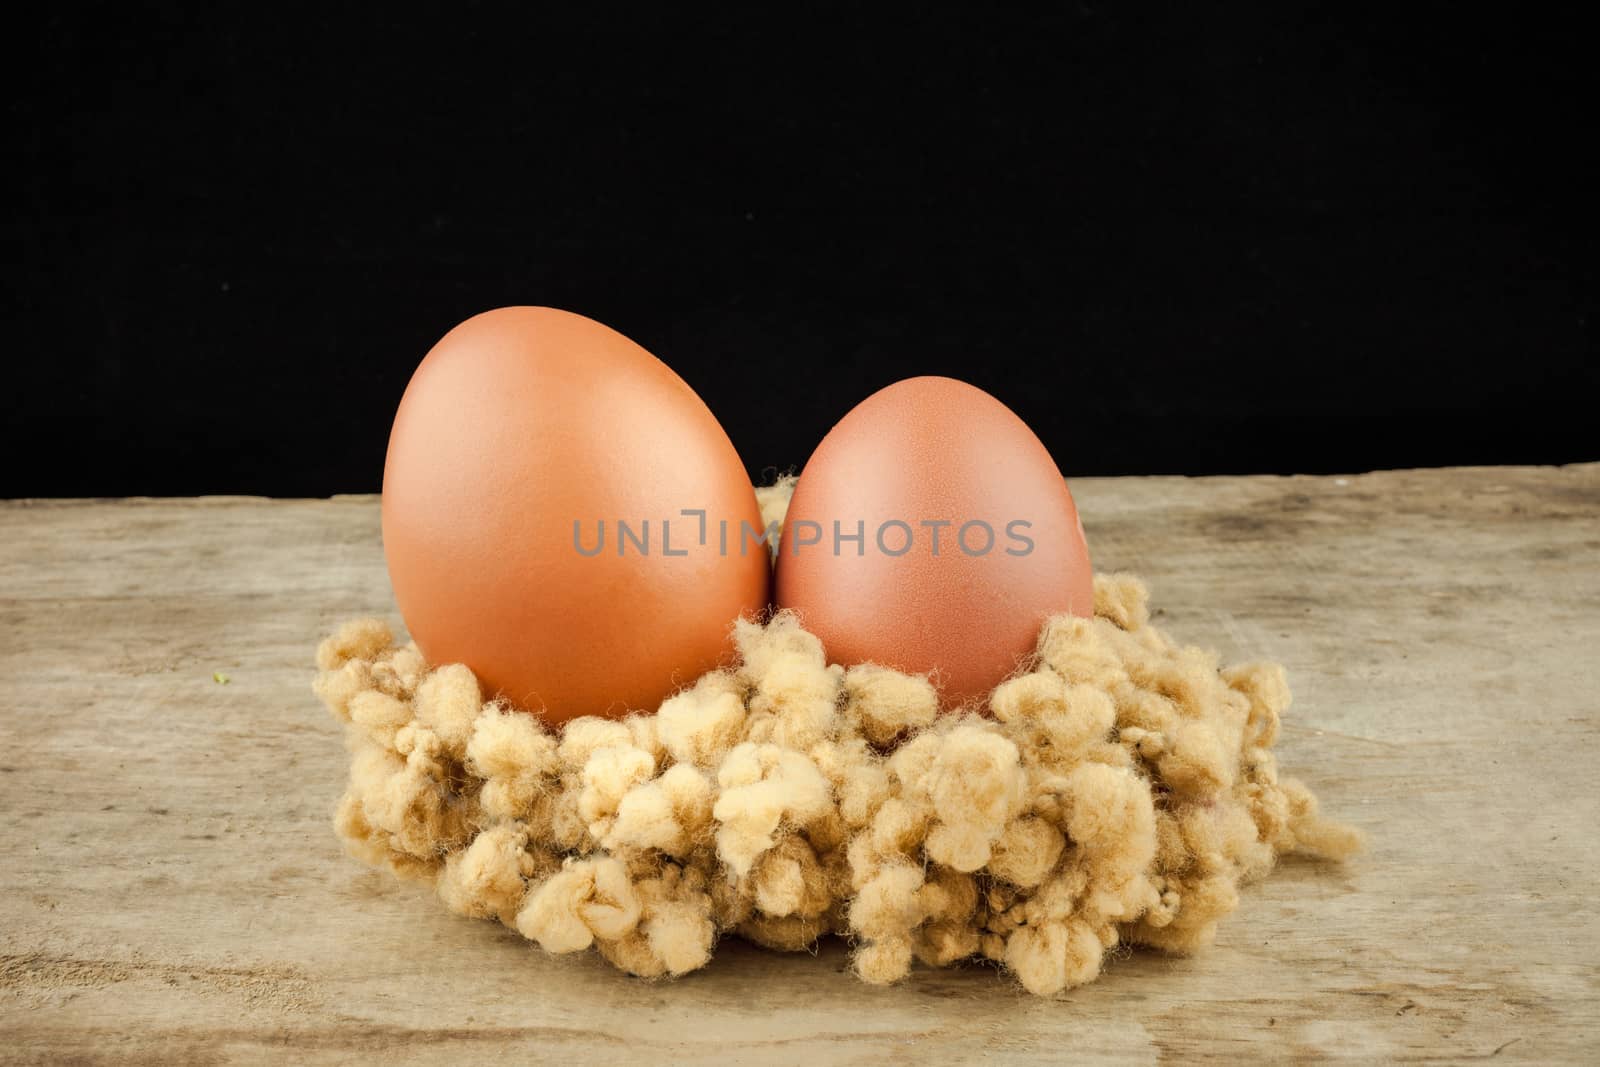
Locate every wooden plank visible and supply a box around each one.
[2,464,1596,1064]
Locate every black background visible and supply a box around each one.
[6,5,1594,497]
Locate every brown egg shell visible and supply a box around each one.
[382,306,770,722]
[774,375,1093,708]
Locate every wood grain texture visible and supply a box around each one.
[2,465,1596,1065]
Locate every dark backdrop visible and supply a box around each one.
[6,5,1594,497]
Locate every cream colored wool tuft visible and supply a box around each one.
[317,493,1361,996]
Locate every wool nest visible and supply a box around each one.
[314,494,1361,997]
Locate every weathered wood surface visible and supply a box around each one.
[2,464,1597,1065]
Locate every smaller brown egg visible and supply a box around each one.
[774,376,1093,707]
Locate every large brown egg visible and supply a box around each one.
[382,307,770,722]
[774,376,1093,707]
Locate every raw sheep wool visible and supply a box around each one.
[315,494,1361,996]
